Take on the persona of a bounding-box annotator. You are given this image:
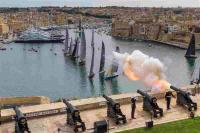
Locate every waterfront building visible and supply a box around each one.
[112,15,200,45]
[0,22,9,37]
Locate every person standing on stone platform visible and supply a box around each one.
[131,97,137,119]
[165,91,175,110]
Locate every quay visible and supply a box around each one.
[1,85,199,133]
[113,36,200,50]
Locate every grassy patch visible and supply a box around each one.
[120,117,200,133]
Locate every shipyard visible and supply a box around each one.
[1,0,200,133]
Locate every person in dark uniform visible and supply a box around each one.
[165,91,175,110]
[131,97,137,119]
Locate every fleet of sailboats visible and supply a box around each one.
[64,19,121,81]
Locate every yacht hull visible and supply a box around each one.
[14,39,64,43]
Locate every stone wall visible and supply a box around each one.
[1,85,196,123]
[0,91,167,122]
[0,96,50,107]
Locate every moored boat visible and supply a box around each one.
[14,28,64,43]
[185,33,197,58]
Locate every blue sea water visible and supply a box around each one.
[0,29,199,100]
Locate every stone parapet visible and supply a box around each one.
[0,85,196,123]
[0,96,50,107]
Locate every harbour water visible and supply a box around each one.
[0,29,199,100]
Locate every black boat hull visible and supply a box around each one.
[185,55,197,58]
[104,74,119,80]
[14,39,64,43]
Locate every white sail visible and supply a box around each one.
[64,28,69,53]
[69,37,73,55]
[79,29,86,64]
[105,46,120,80]
[88,30,95,78]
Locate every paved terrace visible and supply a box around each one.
[1,86,200,133]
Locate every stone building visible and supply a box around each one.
[112,19,130,37]
[0,23,9,36]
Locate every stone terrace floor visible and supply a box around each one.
[2,94,200,133]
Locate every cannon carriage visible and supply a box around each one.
[13,106,31,133]
[63,99,86,132]
[170,85,197,111]
[137,90,163,118]
[102,94,127,125]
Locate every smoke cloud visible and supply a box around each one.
[113,50,170,92]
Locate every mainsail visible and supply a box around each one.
[185,34,196,58]
[79,29,86,65]
[78,19,82,36]
[88,30,95,78]
[69,37,73,55]
[111,46,120,74]
[105,46,120,80]
[71,38,78,59]
[75,38,79,58]
[191,64,200,84]
[99,41,105,73]
[64,28,69,54]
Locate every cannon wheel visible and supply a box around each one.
[188,107,192,111]
[176,99,182,106]
[116,121,119,125]
[74,128,78,133]
[153,112,158,118]
[123,119,127,124]
[15,123,19,133]
[82,125,86,131]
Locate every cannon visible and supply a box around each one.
[13,106,31,133]
[63,99,86,132]
[137,90,163,118]
[170,85,197,111]
[102,94,127,125]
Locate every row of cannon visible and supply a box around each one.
[12,85,197,133]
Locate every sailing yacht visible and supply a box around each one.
[64,28,69,55]
[99,41,105,74]
[71,38,79,60]
[191,64,200,85]
[104,46,120,80]
[68,37,73,56]
[88,30,95,79]
[185,33,197,58]
[79,29,86,65]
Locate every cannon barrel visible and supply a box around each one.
[63,99,77,113]
[137,90,152,101]
[170,85,186,95]
[103,94,117,106]
[14,106,25,120]
[170,85,181,92]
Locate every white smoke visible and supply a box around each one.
[113,50,167,90]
